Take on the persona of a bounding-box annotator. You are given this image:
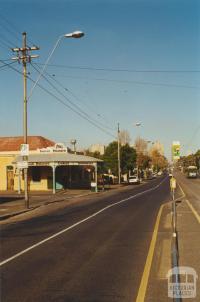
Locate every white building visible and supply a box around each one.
[89,144,105,155]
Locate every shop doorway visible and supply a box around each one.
[7,166,14,190]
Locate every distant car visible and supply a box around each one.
[157,171,163,176]
[128,176,140,184]
[152,173,157,178]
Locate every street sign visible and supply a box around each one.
[17,161,28,169]
[20,144,29,156]
[170,177,176,190]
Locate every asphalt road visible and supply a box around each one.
[0,176,170,302]
[175,171,200,213]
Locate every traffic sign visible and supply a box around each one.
[17,161,28,169]
[20,144,29,156]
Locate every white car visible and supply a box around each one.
[128,176,140,184]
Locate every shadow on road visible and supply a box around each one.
[0,197,24,204]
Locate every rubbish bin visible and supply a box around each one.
[91,182,97,192]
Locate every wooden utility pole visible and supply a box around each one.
[117,123,121,184]
[12,32,39,208]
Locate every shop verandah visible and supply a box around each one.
[14,153,102,194]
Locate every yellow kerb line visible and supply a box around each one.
[136,203,164,302]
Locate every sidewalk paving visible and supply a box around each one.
[176,197,200,301]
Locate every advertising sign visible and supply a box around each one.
[172,141,180,161]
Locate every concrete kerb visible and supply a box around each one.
[0,192,93,221]
[0,179,160,221]
[0,185,126,221]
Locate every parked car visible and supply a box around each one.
[128,176,140,184]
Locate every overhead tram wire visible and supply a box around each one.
[183,125,200,153]
[36,63,200,73]
[33,62,115,131]
[0,16,22,45]
[51,74,200,90]
[30,62,115,133]
[0,43,10,52]
[0,34,14,49]
[0,37,12,50]
[0,12,36,48]
[0,60,17,70]
[1,60,115,139]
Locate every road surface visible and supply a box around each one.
[175,171,200,214]
[0,176,170,302]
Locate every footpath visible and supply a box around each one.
[175,181,200,301]
[144,178,200,301]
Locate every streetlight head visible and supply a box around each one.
[64,31,85,38]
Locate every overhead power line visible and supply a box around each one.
[33,62,115,131]
[30,62,115,133]
[36,62,200,73]
[49,74,200,90]
[1,59,116,139]
[0,12,36,48]
[0,60,17,70]
[184,125,200,153]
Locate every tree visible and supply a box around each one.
[103,141,136,175]
[121,144,137,173]
[103,141,118,175]
[134,137,147,154]
[151,150,168,171]
[85,149,102,159]
[195,150,200,169]
[137,152,151,170]
[178,150,200,171]
[119,130,131,146]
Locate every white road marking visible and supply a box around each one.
[0,176,168,267]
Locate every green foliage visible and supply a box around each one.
[121,144,137,173]
[103,141,136,175]
[103,141,118,175]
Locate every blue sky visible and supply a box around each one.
[0,0,199,159]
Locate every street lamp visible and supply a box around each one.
[64,31,84,38]
[28,30,85,100]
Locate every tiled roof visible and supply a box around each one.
[0,136,55,152]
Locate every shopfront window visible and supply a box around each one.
[31,167,41,182]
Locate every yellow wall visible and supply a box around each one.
[28,167,52,191]
[0,153,51,192]
[0,155,15,190]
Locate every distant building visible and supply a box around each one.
[89,144,105,155]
